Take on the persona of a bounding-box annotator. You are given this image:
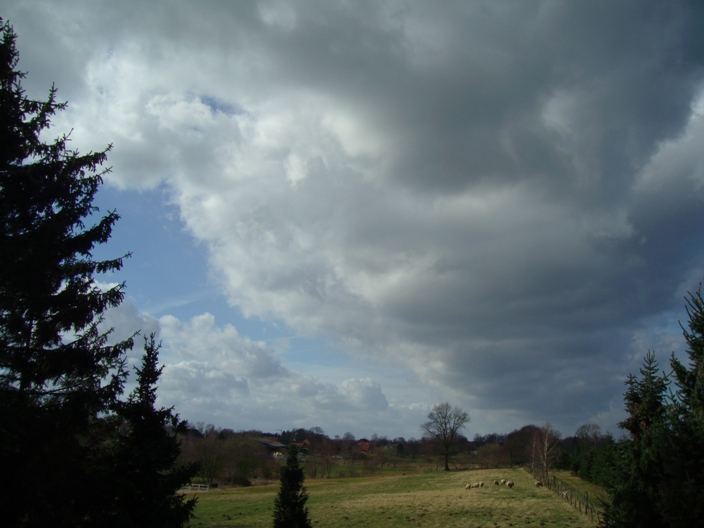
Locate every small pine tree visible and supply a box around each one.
[273,445,312,528]
[111,334,198,527]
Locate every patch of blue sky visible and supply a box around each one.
[197,94,243,116]
[279,335,423,392]
[90,184,287,342]
[282,335,350,368]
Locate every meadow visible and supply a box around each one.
[552,470,610,504]
[188,468,599,527]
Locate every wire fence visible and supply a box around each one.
[528,469,602,525]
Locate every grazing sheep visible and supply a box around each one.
[464,483,470,489]
[506,480,514,488]
[494,480,500,486]
[534,480,543,487]
[479,481,484,488]
[499,479,506,485]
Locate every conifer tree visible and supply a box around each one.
[0,18,130,526]
[602,288,704,527]
[603,352,668,527]
[657,287,704,526]
[273,445,312,528]
[671,287,704,420]
[111,334,197,527]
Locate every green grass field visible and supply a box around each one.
[552,470,610,504]
[187,468,599,527]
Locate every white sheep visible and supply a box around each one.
[499,479,506,485]
[506,480,514,488]
[493,480,500,486]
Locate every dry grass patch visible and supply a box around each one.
[189,468,596,528]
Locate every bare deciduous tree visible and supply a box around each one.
[532,423,561,481]
[575,423,602,444]
[422,403,469,471]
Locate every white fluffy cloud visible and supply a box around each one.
[157,314,408,435]
[7,0,704,435]
[100,300,407,435]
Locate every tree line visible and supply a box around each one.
[176,423,473,484]
[173,418,616,490]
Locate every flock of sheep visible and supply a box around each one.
[464,478,545,490]
[464,478,515,489]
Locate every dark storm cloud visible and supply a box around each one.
[5,0,704,434]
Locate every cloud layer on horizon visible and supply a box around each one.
[6,0,704,436]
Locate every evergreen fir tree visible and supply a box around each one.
[110,334,197,527]
[0,18,136,526]
[657,287,704,526]
[273,445,312,528]
[603,289,704,527]
[603,352,668,528]
[671,286,704,419]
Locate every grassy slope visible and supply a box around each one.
[188,468,598,527]
[552,470,610,504]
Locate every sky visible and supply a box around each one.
[4,0,704,440]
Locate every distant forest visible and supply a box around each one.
[176,421,616,490]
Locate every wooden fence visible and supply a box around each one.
[181,483,210,492]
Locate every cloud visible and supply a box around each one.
[109,309,403,435]
[97,293,159,357]
[7,0,704,435]
[161,312,414,436]
[341,378,389,410]
[158,312,288,380]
